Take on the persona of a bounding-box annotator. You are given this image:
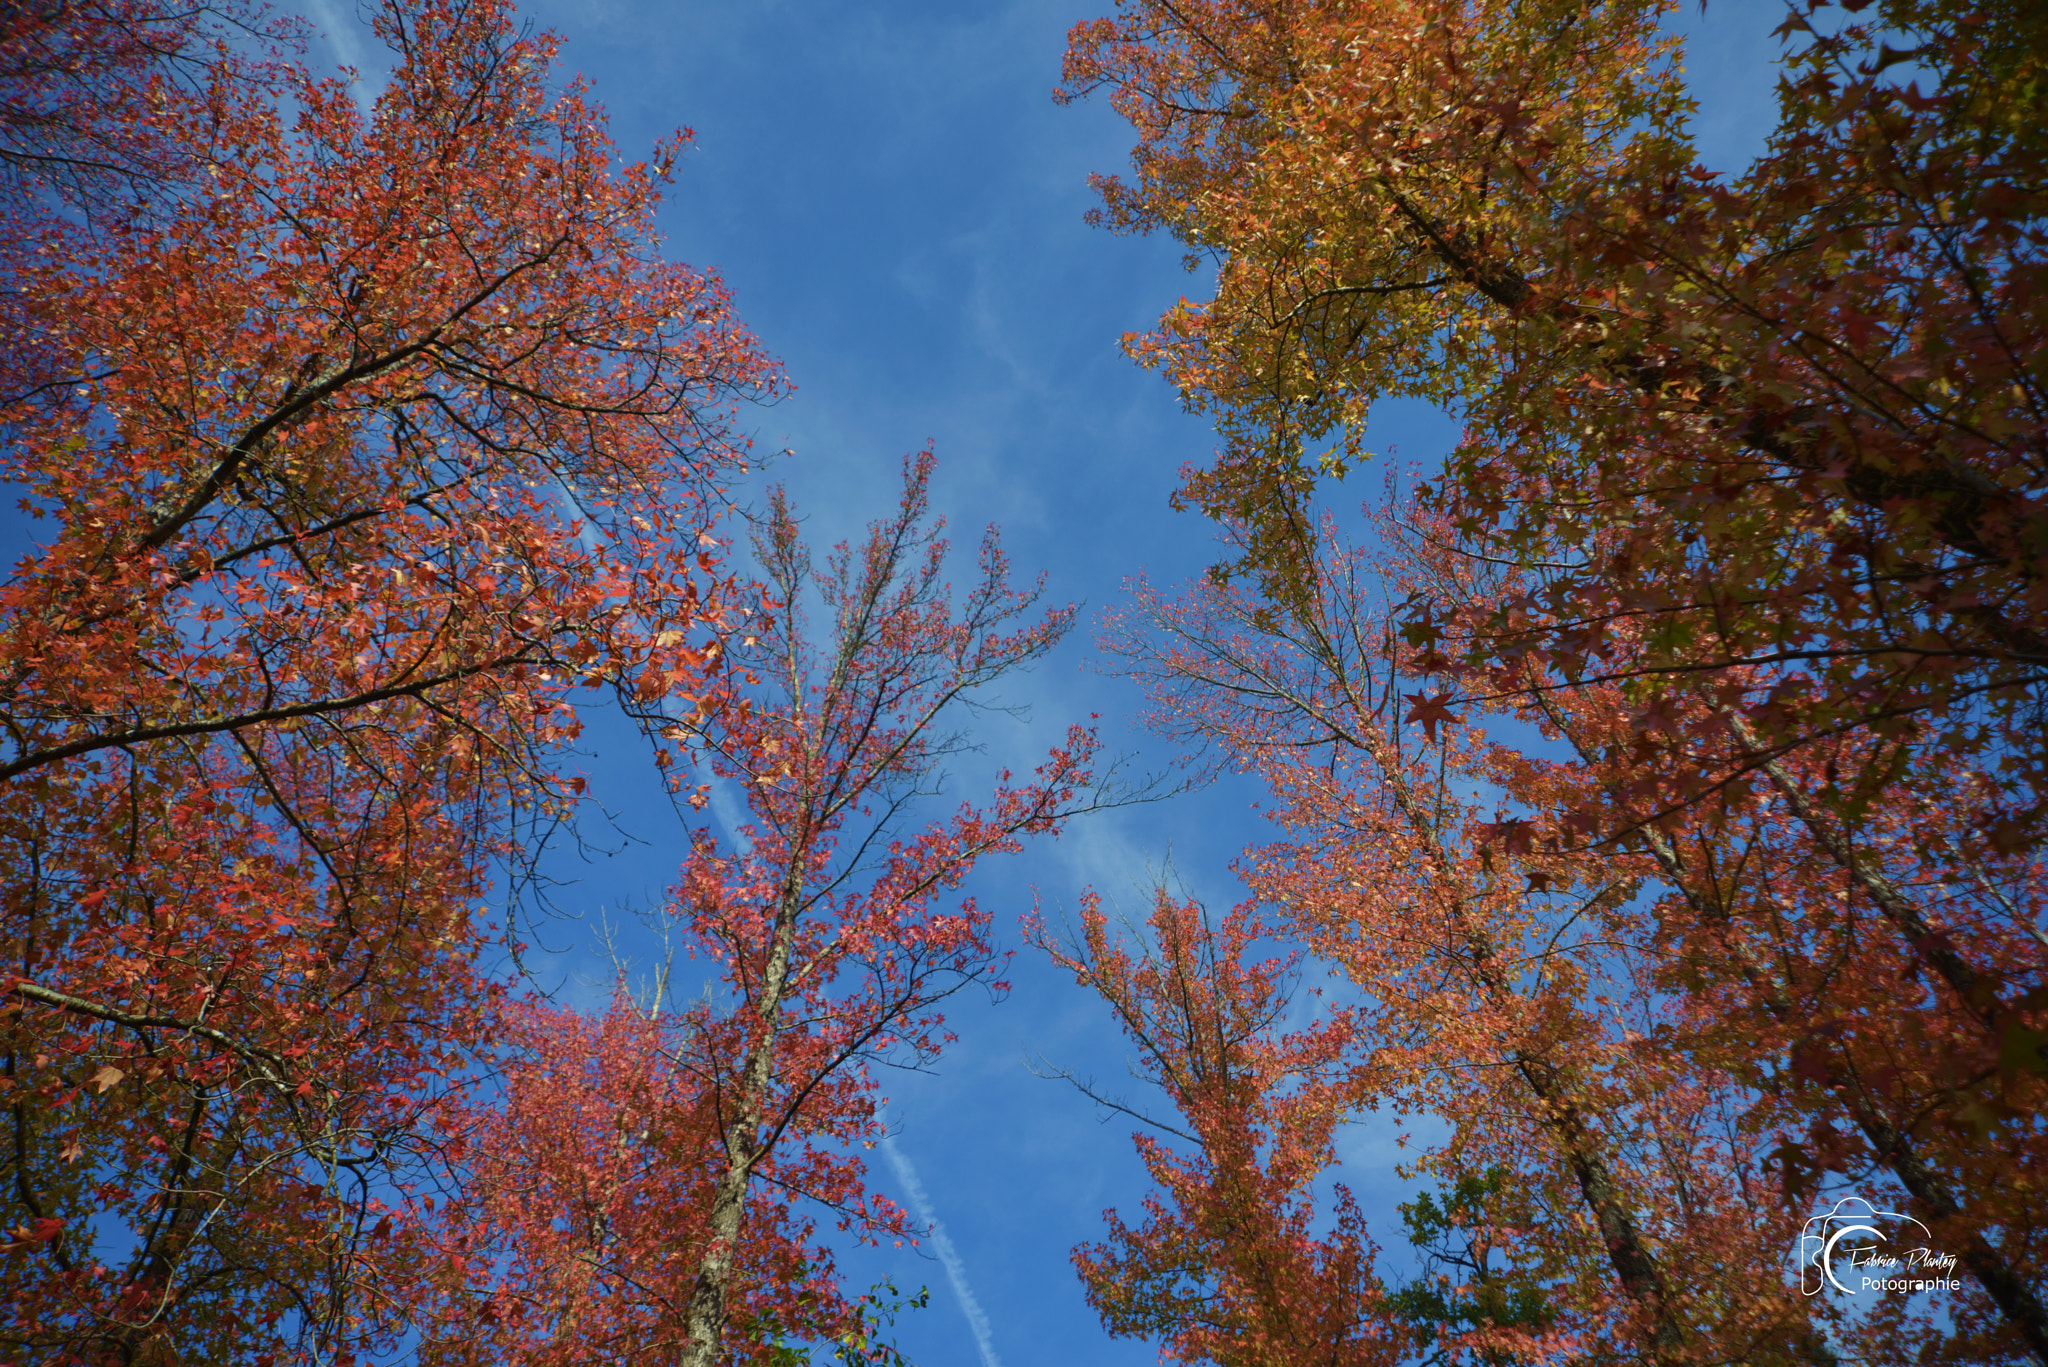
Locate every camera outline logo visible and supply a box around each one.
[1798,1196,1951,1297]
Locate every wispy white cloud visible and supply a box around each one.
[880,1131,1004,1367]
[294,0,389,110]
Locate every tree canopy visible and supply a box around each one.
[1055,0,2047,1361]
[3,0,2043,1364]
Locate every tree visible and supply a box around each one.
[1075,534,1851,1366]
[413,455,1101,1367]
[405,991,873,1367]
[1058,0,2048,1358]
[1038,891,1402,1367]
[1,0,773,1358]
[1373,499,2048,1365]
[1058,0,2047,844]
[662,453,1098,1367]
[1058,503,2046,1364]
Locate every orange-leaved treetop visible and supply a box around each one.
[0,0,774,1359]
[1059,0,2047,850]
[412,455,1102,1367]
[1036,892,1399,1367]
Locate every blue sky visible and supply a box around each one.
[292,2,1789,1362]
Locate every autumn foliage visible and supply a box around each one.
[1056,0,2048,1362]
[1058,508,2045,1363]
[1038,892,1398,1367]
[407,992,864,1367]
[7,0,2043,1361]
[646,456,1098,1367]
[0,0,779,1358]
[406,457,1099,1367]
[1060,0,2046,848]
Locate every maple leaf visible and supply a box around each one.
[1471,817,1535,857]
[0,1217,65,1253]
[1402,690,1462,743]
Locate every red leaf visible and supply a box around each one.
[1402,690,1462,743]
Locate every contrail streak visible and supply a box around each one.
[881,1131,1003,1367]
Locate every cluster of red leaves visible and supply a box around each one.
[0,0,773,1360]
[404,456,1100,1367]
[401,993,861,1367]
